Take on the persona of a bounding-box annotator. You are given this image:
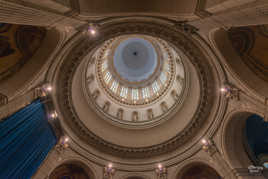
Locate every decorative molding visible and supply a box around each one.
[171,90,179,101]
[84,33,189,128]
[91,89,100,101]
[173,21,199,35]
[102,101,110,113]
[221,83,240,101]
[86,74,94,84]
[202,139,218,157]
[103,165,115,179]
[0,93,8,107]
[155,165,167,179]
[56,20,216,158]
[176,75,184,85]
[63,0,81,17]
[160,101,168,113]
[194,0,213,18]
[147,108,154,120]
[116,108,123,120]
[132,111,139,122]
[55,137,69,155]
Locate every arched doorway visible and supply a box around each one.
[177,163,222,179]
[49,162,94,179]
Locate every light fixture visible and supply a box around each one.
[155,163,167,178]
[50,111,58,119]
[88,24,97,36]
[220,87,227,92]
[103,163,115,179]
[55,136,70,153]
[89,28,96,35]
[42,84,52,93]
[46,85,52,92]
[201,138,208,145]
[64,136,69,143]
[108,163,113,169]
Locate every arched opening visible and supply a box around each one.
[0,22,62,98]
[245,114,268,168]
[223,112,254,169]
[227,25,268,83]
[177,163,222,179]
[223,111,268,176]
[49,161,95,179]
[0,23,46,82]
[211,27,268,97]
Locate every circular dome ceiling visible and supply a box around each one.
[83,35,188,129]
[55,20,218,159]
[113,37,158,82]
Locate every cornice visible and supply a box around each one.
[56,20,216,158]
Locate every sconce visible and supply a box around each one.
[103,163,115,179]
[201,138,217,156]
[220,83,240,101]
[55,136,70,154]
[155,163,167,179]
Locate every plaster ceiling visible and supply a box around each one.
[54,19,220,160]
[78,0,198,15]
[0,23,46,82]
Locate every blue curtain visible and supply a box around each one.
[0,99,57,179]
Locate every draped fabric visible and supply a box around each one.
[0,99,57,179]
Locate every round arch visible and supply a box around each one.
[0,26,64,99]
[176,162,222,179]
[209,28,268,98]
[221,109,265,169]
[49,160,96,179]
[171,158,224,179]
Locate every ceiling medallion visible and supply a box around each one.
[56,20,216,158]
[84,34,187,128]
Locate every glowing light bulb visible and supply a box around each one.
[108,163,113,169]
[46,85,52,92]
[89,28,96,35]
[201,139,208,145]
[64,137,69,143]
[50,111,57,119]
[158,163,162,169]
[220,87,226,92]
